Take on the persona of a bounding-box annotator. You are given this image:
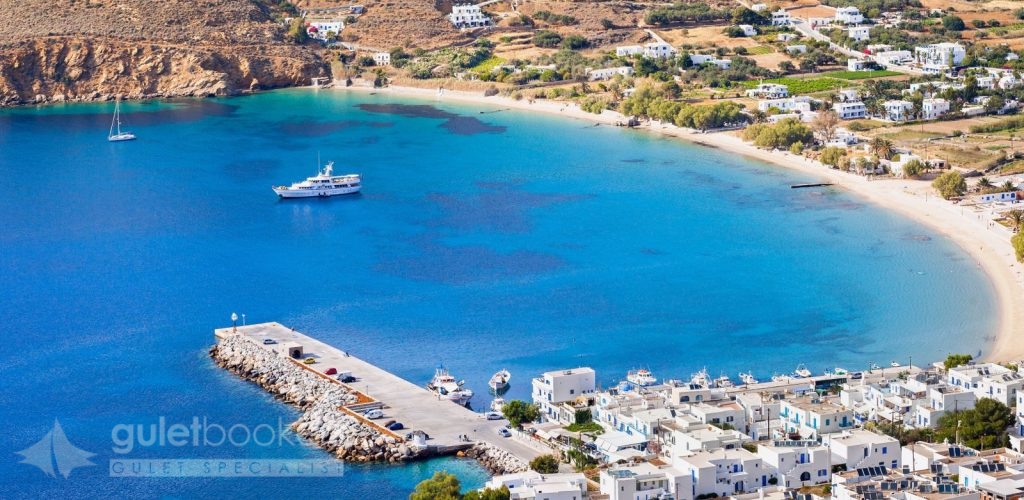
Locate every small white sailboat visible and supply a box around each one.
[489,369,511,391]
[108,97,136,142]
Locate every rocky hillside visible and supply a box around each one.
[0,0,329,106]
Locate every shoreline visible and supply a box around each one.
[340,83,1024,362]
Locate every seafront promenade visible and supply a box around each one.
[213,322,545,466]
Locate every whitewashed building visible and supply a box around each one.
[835,6,864,24]
[822,429,901,471]
[448,4,491,28]
[373,52,391,66]
[746,83,789,99]
[674,448,772,496]
[848,59,870,71]
[484,471,588,500]
[915,43,966,68]
[600,462,692,500]
[739,24,758,37]
[616,45,644,57]
[306,20,344,40]
[874,50,913,67]
[587,66,634,81]
[644,42,677,59]
[882,100,913,121]
[759,96,812,113]
[834,101,868,120]
[848,26,871,42]
[771,9,791,26]
[921,98,950,120]
[948,363,1024,406]
[532,367,597,424]
[786,45,808,55]
[756,440,830,489]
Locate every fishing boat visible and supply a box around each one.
[833,367,849,376]
[489,369,511,391]
[771,373,792,383]
[738,372,758,385]
[890,361,900,368]
[793,364,812,378]
[427,366,473,406]
[272,160,361,198]
[690,368,711,388]
[713,374,734,388]
[627,368,657,387]
[108,97,136,142]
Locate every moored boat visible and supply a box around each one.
[489,369,511,391]
[738,372,758,385]
[713,374,733,388]
[793,364,811,378]
[108,97,136,142]
[627,368,657,387]
[427,366,473,406]
[272,161,361,198]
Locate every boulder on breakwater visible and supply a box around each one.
[210,335,419,464]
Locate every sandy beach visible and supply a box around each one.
[340,83,1024,363]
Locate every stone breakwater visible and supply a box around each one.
[210,335,418,463]
[463,442,529,475]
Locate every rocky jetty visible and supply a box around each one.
[463,442,529,475]
[210,335,419,463]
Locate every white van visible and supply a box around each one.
[363,409,384,419]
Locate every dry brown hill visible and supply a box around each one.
[0,0,329,106]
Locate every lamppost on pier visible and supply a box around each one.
[231,312,238,333]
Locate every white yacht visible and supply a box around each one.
[489,369,511,392]
[427,366,473,406]
[738,372,758,385]
[108,97,136,142]
[272,161,361,198]
[627,368,657,387]
[690,368,711,388]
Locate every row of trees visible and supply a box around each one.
[742,118,814,150]
[619,86,748,130]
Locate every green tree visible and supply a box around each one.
[778,60,795,74]
[1013,232,1024,263]
[410,471,461,500]
[286,18,309,44]
[502,400,540,428]
[463,486,512,500]
[529,454,560,473]
[870,137,894,160]
[562,35,589,50]
[812,110,840,143]
[942,15,966,31]
[932,170,966,199]
[902,159,925,178]
[789,141,804,154]
[574,409,593,425]
[820,146,847,168]
[944,353,973,370]
[936,398,1014,449]
[1006,209,1024,230]
[533,30,563,48]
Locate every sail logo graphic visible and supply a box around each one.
[15,419,96,479]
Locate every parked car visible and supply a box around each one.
[303,357,316,364]
[484,412,503,420]
[850,371,863,379]
[497,427,511,438]
[337,371,356,383]
[262,338,277,345]
[363,409,383,419]
[324,367,338,375]
[405,431,430,441]
[386,422,404,431]
[383,420,396,428]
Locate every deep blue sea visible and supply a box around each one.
[0,88,996,498]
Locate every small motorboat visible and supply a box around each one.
[489,369,511,392]
[793,364,811,378]
[739,372,758,385]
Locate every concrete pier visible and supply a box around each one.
[214,322,544,466]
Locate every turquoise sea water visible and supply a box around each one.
[0,88,996,498]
